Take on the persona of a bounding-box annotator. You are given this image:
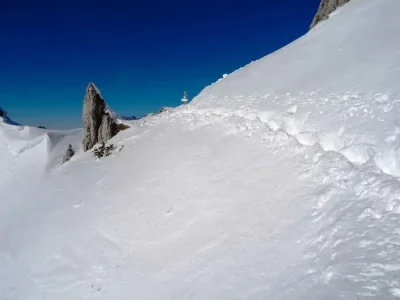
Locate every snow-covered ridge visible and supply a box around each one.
[0,118,82,171]
[192,0,400,177]
[196,0,399,98]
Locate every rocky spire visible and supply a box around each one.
[82,83,117,151]
[310,0,350,29]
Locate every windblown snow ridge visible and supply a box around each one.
[190,91,400,178]
[0,117,83,176]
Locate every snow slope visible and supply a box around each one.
[2,0,400,299]
[194,0,400,175]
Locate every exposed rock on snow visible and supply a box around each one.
[0,106,7,118]
[98,113,117,144]
[62,144,75,164]
[310,0,350,29]
[82,83,117,151]
[158,107,169,113]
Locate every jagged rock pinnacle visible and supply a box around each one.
[82,83,117,151]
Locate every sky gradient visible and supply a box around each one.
[1,0,320,129]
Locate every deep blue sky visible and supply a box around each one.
[1,0,320,129]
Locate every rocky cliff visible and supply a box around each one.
[310,0,350,29]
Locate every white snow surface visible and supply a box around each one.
[2,0,400,299]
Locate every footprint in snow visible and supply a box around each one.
[165,207,173,215]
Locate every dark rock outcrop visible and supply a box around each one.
[158,107,168,114]
[62,144,75,164]
[121,115,137,121]
[0,107,20,125]
[0,106,6,117]
[310,0,350,29]
[82,83,117,151]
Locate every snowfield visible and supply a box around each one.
[1,0,400,299]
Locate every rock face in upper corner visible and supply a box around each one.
[82,83,117,151]
[310,0,350,29]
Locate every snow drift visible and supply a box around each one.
[1,0,400,299]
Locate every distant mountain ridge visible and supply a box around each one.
[0,106,20,126]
